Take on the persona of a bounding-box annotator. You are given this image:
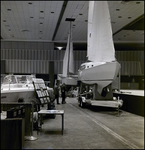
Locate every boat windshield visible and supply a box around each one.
[2,75,35,84]
[2,75,17,84]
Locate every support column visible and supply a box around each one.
[49,61,54,88]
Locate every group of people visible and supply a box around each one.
[53,83,66,104]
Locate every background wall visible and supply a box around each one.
[1,41,144,89]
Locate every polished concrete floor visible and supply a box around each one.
[24,97,144,149]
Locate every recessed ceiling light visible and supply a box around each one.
[116,9,120,11]
[3,20,6,22]
[40,22,43,24]
[7,9,11,11]
[85,20,88,22]
[51,12,54,13]
[79,14,83,15]
[40,11,44,13]
[30,17,34,18]
[118,16,122,18]
[28,2,33,4]
[21,29,30,32]
[128,17,131,19]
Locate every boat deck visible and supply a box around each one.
[113,89,144,117]
[24,97,144,149]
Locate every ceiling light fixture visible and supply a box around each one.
[7,9,11,11]
[57,47,63,50]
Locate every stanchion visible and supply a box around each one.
[25,102,38,141]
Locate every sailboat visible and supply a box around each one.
[78,1,123,108]
[59,20,77,86]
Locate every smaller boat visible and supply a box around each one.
[1,74,36,102]
[59,19,77,86]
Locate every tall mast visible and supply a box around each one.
[65,18,75,77]
[67,21,72,77]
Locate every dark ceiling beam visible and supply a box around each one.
[52,1,68,41]
[113,14,144,36]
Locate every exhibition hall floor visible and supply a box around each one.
[24,97,144,149]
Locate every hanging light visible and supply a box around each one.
[57,47,63,50]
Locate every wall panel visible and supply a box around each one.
[24,42,31,49]
[31,42,38,50]
[38,42,44,50]
[1,41,144,75]
[18,42,24,49]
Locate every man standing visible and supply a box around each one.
[54,83,60,104]
[61,83,66,104]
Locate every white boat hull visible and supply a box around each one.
[1,89,36,102]
[78,61,120,85]
[62,77,77,85]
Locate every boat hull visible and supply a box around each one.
[78,61,120,84]
[62,77,77,85]
[1,89,36,102]
[78,61,120,94]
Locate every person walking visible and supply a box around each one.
[54,83,60,104]
[61,83,66,104]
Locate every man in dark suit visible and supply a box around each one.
[61,83,66,104]
[54,83,60,104]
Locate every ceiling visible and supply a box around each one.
[1,1,144,50]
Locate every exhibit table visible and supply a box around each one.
[38,110,64,135]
